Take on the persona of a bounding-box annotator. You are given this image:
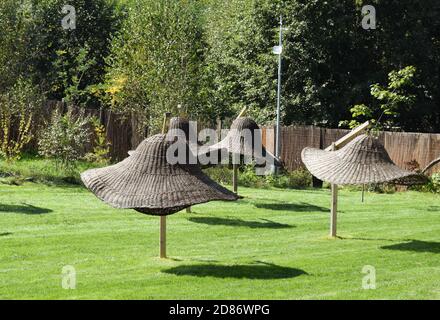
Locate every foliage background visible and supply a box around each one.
[0,0,439,135]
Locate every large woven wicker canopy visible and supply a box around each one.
[81,134,238,215]
[301,134,428,185]
[200,117,279,166]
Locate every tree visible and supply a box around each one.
[202,0,278,124]
[105,0,207,133]
[30,0,123,108]
[341,66,417,131]
[0,0,122,108]
[0,0,34,90]
[282,0,440,131]
[203,0,440,132]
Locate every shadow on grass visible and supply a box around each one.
[188,217,294,229]
[255,202,329,212]
[0,232,13,236]
[0,204,52,215]
[162,262,307,279]
[339,236,396,242]
[381,240,440,254]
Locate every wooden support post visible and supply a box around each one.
[330,143,338,238]
[160,216,166,258]
[325,121,370,151]
[233,164,238,194]
[325,122,370,238]
[159,112,171,258]
[236,106,247,119]
[330,183,338,238]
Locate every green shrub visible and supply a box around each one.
[38,108,91,168]
[431,173,440,190]
[239,165,264,188]
[203,166,233,185]
[412,173,440,193]
[367,183,396,194]
[205,165,313,190]
[84,117,111,165]
[287,169,312,189]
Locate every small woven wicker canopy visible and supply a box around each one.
[81,134,238,216]
[301,134,428,185]
[200,117,279,166]
[168,117,190,141]
[167,116,200,155]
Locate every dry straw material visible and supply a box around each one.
[301,134,428,185]
[81,134,238,215]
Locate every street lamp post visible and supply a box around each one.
[273,16,283,169]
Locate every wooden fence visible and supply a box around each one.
[105,120,440,174]
[105,121,440,174]
[30,103,440,173]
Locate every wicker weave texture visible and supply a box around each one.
[301,134,427,185]
[81,134,238,215]
[201,117,279,166]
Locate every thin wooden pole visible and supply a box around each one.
[330,183,338,237]
[231,108,246,195]
[160,216,166,258]
[160,112,171,259]
[236,106,247,119]
[362,184,365,203]
[233,164,238,194]
[325,121,370,151]
[330,143,338,238]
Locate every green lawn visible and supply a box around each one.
[0,183,439,299]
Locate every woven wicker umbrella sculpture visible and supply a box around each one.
[301,134,428,237]
[200,117,280,194]
[81,134,238,258]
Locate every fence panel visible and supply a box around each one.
[21,104,440,174]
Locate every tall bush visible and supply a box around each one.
[38,108,91,167]
[0,78,42,161]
